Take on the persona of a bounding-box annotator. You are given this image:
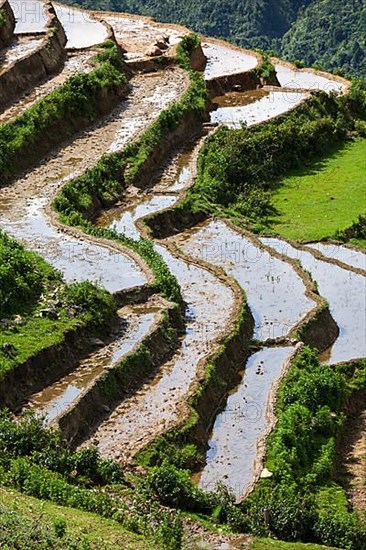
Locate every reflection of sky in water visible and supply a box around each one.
[203,42,258,80]
[199,346,295,499]
[180,220,315,340]
[0,196,146,292]
[54,2,108,49]
[262,237,366,363]
[211,91,306,128]
[275,64,346,93]
[307,242,366,271]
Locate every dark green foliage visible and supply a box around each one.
[0,410,122,486]
[0,411,183,549]
[335,215,366,242]
[0,230,58,318]
[253,54,277,81]
[0,9,6,27]
[148,462,211,511]
[63,281,115,327]
[280,0,366,77]
[63,0,364,76]
[244,349,366,549]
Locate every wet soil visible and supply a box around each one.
[0,68,187,292]
[0,51,94,124]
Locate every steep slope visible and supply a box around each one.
[63,0,365,76]
[280,0,366,77]
[65,0,311,47]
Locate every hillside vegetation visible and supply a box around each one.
[66,0,365,76]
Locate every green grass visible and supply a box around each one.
[0,315,80,379]
[251,539,338,550]
[349,238,366,249]
[0,487,158,549]
[270,139,366,242]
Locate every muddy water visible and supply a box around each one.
[54,2,108,49]
[0,52,94,124]
[306,242,366,272]
[261,237,366,363]
[0,196,146,291]
[91,137,237,460]
[0,36,43,73]
[274,63,346,93]
[9,0,48,33]
[27,310,156,424]
[178,221,315,340]
[89,243,235,462]
[97,136,203,237]
[211,90,306,128]
[106,195,178,240]
[0,69,186,292]
[203,41,258,80]
[197,346,295,499]
[103,13,186,60]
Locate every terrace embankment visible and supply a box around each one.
[0,1,67,110]
[337,389,366,514]
[38,298,183,447]
[0,313,117,410]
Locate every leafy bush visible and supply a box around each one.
[148,462,212,512]
[244,349,366,548]
[0,230,58,318]
[335,214,366,242]
[63,281,115,327]
[0,411,183,548]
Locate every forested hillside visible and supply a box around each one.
[67,0,366,76]
[281,0,366,77]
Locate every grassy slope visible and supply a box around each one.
[270,139,366,242]
[0,488,338,550]
[0,231,114,379]
[0,487,157,549]
[252,539,338,550]
[0,315,80,377]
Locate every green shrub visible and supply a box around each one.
[245,350,366,548]
[0,230,59,318]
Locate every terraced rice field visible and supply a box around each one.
[0,0,364,534]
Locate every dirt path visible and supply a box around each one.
[341,410,366,513]
[183,517,252,549]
